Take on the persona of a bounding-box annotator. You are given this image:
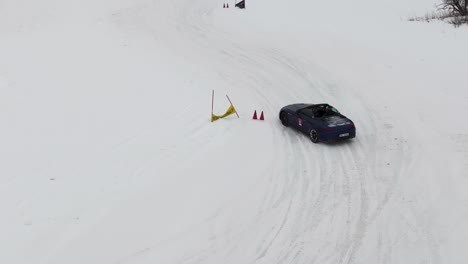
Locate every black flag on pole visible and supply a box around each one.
[235,0,245,8]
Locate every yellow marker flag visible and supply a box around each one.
[211,104,237,122]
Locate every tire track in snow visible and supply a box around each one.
[184,9,376,264]
[239,45,372,264]
[109,0,417,263]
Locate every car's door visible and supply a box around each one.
[298,111,321,134]
[296,111,314,134]
[287,111,302,131]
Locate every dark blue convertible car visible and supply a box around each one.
[279,103,356,143]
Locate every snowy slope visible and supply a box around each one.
[1,0,468,263]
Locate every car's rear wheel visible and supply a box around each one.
[310,129,319,143]
[280,112,288,127]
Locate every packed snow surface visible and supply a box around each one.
[1,0,468,263]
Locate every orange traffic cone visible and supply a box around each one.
[252,110,258,120]
[259,111,264,120]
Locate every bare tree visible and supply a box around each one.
[439,0,468,16]
[409,0,467,25]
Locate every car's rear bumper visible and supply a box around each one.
[320,128,356,142]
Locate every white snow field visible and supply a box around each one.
[1,0,468,263]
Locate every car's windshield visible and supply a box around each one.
[329,106,340,114]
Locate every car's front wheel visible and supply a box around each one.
[310,129,319,143]
[280,112,288,127]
